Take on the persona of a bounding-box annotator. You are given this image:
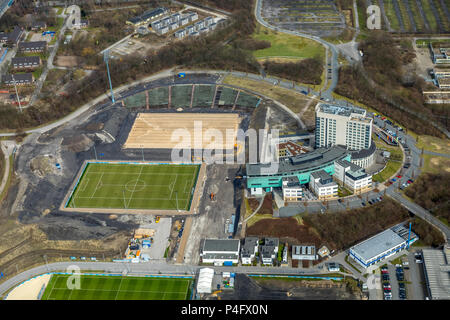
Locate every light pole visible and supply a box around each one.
[103,50,115,103]
[11,74,22,112]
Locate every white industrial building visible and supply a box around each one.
[200,239,240,265]
[282,176,303,202]
[315,103,372,151]
[334,159,372,194]
[309,169,338,200]
[349,224,418,269]
[196,268,214,294]
[240,237,259,265]
[422,246,450,300]
[292,245,317,261]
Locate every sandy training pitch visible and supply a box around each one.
[6,274,51,300]
[124,113,241,149]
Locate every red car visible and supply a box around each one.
[396,175,402,178]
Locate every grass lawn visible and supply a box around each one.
[246,213,275,228]
[41,274,192,300]
[252,25,325,60]
[372,145,403,183]
[383,0,401,31]
[222,75,313,115]
[416,135,450,155]
[420,154,450,174]
[420,0,438,32]
[67,162,200,211]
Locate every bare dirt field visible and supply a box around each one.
[123,113,241,149]
[219,274,361,300]
[5,273,51,300]
[246,217,323,247]
[55,56,80,68]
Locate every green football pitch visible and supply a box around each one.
[66,163,200,210]
[41,274,192,300]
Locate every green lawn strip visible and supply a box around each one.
[345,255,362,274]
[0,155,13,204]
[407,0,426,31]
[383,0,401,31]
[68,163,199,210]
[420,0,438,32]
[396,0,412,31]
[41,274,192,300]
[252,25,325,60]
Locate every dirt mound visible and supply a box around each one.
[246,217,323,247]
[61,134,94,152]
[83,122,104,132]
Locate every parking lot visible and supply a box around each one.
[380,250,428,300]
[30,32,53,43]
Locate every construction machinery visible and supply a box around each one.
[155,216,160,223]
[210,193,216,201]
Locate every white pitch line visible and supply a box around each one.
[127,166,143,208]
[90,173,104,199]
[75,196,190,201]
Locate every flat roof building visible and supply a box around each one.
[422,246,450,300]
[292,245,317,261]
[309,169,338,200]
[260,238,279,265]
[334,159,372,194]
[282,176,303,202]
[126,7,169,26]
[200,239,240,265]
[315,103,372,151]
[240,237,258,265]
[349,224,418,269]
[246,145,350,195]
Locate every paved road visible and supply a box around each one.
[0,260,349,298]
[0,141,14,198]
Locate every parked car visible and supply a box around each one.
[396,175,402,178]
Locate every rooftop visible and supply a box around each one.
[422,247,450,300]
[292,245,316,256]
[202,239,240,253]
[247,145,348,177]
[350,225,415,262]
[317,103,366,117]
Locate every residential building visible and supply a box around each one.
[161,17,172,27]
[190,31,199,37]
[430,43,450,64]
[0,26,23,46]
[3,73,34,86]
[126,7,169,26]
[156,26,169,35]
[11,56,41,70]
[194,20,204,31]
[260,238,279,265]
[170,13,180,23]
[349,224,418,269]
[209,23,217,31]
[18,41,47,52]
[198,27,209,34]
[168,22,179,31]
[188,12,199,22]
[422,246,450,300]
[309,169,338,200]
[282,176,303,202]
[348,141,376,169]
[204,16,214,27]
[240,237,258,265]
[315,103,372,151]
[334,159,372,194]
[292,245,317,261]
[180,17,189,26]
[186,25,195,34]
[31,21,47,31]
[200,239,240,265]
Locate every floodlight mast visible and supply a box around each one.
[11,74,22,112]
[103,50,115,103]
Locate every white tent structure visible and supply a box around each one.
[196,268,214,294]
